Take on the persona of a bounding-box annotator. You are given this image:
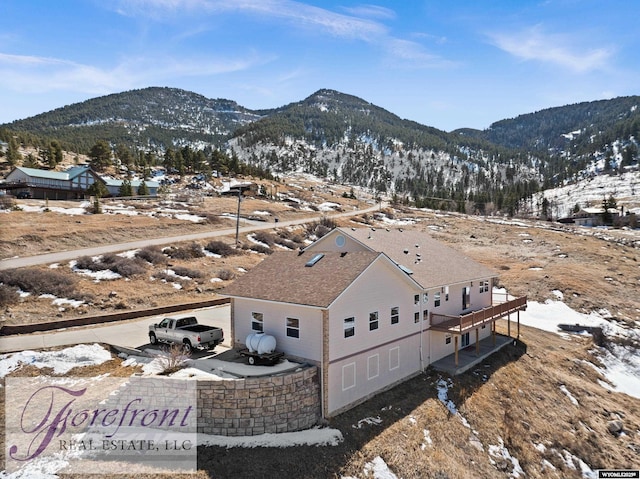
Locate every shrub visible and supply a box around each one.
[204,240,238,257]
[252,231,275,246]
[171,266,204,279]
[242,243,272,255]
[216,269,235,281]
[136,246,167,265]
[0,284,19,307]
[75,255,104,272]
[306,216,337,238]
[166,243,205,260]
[274,238,298,250]
[0,268,77,298]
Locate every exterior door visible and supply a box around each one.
[461,332,470,348]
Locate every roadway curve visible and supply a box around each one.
[0,202,383,270]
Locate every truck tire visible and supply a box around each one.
[183,340,193,354]
[149,332,158,345]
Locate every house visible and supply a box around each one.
[573,207,620,227]
[101,177,159,197]
[3,165,103,200]
[222,227,527,418]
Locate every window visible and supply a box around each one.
[391,307,399,325]
[251,312,264,332]
[445,286,449,302]
[423,309,429,322]
[344,317,355,338]
[286,317,299,338]
[414,294,420,305]
[414,312,420,323]
[461,332,470,347]
[434,292,441,307]
[423,292,428,303]
[369,311,379,331]
[479,280,490,293]
[445,334,452,345]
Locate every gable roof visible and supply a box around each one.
[9,166,94,181]
[221,250,382,308]
[311,227,497,289]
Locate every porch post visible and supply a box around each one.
[475,328,479,356]
[492,321,496,345]
[507,312,511,338]
[517,310,520,339]
[454,336,459,367]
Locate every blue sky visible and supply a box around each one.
[0,0,638,131]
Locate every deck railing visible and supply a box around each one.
[430,296,527,333]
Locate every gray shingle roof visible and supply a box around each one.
[334,227,496,288]
[221,250,381,307]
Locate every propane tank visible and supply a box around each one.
[245,332,277,355]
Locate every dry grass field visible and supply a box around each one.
[1,190,640,478]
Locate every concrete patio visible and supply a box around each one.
[430,333,515,375]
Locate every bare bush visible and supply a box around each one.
[306,216,337,238]
[156,343,192,374]
[252,231,275,246]
[75,254,147,277]
[216,269,235,281]
[166,243,205,260]
[0,268,77,297]
[274,237,298,250]
[202,213,221,224]
[135,246,168,265]
[0,284,19,307]
[242,243,272,255]
[204,240,239,257]
[171,266,204,279]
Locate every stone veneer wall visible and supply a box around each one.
[197,365,320,436]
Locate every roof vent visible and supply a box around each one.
[305,253,325,267]
[403,248,409,254]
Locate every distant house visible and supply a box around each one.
[222,227,527,418]
[3,165,103,200]
[573,207,620,227]
[101,177,159,197]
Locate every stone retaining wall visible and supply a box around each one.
[197,365,320,436]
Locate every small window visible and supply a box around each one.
[445,286,449,302]
[251,312,264,332]
[479,280,490,293]
[414,294,420,305]
[414,312,420,323]
[344,317,355,338]
[286,317,299,338]
[423,292,428,303]
[445,334,451,345]
[434,292,441,308]
[423,309,429,322]
[369,311,379,331]
[391,307,399,325]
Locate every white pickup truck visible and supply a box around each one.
[149,316,224,353]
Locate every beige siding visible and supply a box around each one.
[325,258,425,415]
[426,281,493,317]
[429,325,493,364]
[232,298,323,362]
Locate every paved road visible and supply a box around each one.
[0,304,231,354]
[0,203,383,270]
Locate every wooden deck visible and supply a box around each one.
[430,296,527,334]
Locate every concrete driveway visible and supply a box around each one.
[0,304,231,354]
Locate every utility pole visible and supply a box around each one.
[235,186,242,247]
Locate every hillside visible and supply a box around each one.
[1,88,639,217]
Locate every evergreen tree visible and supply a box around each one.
[7,137,22,166]
[137,181,149,196]
[119,178,133,197]
[89,140,112,171]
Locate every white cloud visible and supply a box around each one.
[0,50,267,94]
[488,25,613,73]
